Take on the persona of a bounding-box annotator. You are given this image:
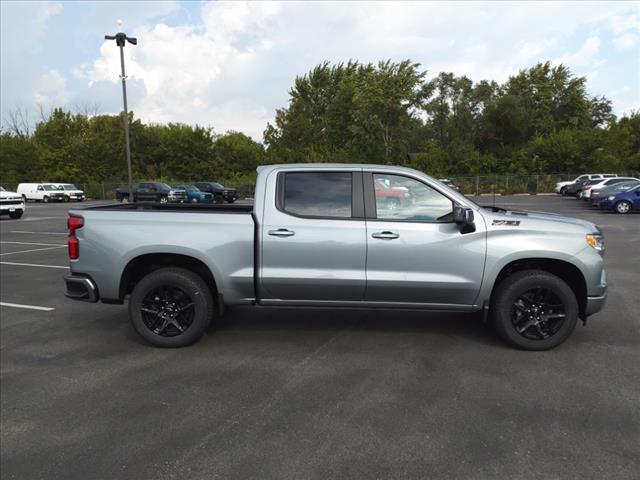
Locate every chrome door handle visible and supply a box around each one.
[371,231,399,240]
[268,229,295,237]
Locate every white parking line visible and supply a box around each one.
[0,302,55,312]
[0,261,69,269]
[1,241,66,247]
[10,231,67,235]
[0,245,67,256]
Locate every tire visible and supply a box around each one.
[191,197,199,203]
[120,195,129,203]
[22,194,27,201]
[64,195,70,202]
[560,187,567,196]
[574,191,581,199]
[228,199,236,204]
[615,200,631,214]
[43,196,49,203]
[159,196,168,204]
[9,210,23,219]
[213,194,224,204]
[128,268,214,347]
[490,270,578,350]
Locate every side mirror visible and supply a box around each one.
[453,205,474,224]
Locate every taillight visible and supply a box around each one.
[68,215,84,260]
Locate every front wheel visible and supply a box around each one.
[43,196,49,203]
[128,268,214,347]
[615,201,631,214]
[213,194,224,204]
[159,196,168,204]
[490,270,578,350]
[560,187,567,196]
[64,195,70,202]
[9,210,23,219]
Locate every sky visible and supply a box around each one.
[1,0,639,140]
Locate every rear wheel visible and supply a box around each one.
[574,191,581,199]
[128,268,213,347]
[491,270,578,350]
[615,200,631,214]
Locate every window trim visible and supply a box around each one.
[275,171,365,221]
[364,171,457,224]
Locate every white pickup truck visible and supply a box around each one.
[0,186,26,219]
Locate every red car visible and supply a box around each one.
[374,177,409,209]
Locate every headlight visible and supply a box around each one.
[607,196,615,200]
[586,234,605,254]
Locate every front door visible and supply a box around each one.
[364,172,486,307]
[260,170,367,302]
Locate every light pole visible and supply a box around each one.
[105,28,137,202]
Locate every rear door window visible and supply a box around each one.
[280,172,352,219]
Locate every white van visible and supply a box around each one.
[17,183,66,202]
[52,183,85,202]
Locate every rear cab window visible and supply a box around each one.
[277,172,354,219]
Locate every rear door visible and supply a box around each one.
[363,172,486,307]
[260,170,367,302]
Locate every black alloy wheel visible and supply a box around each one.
[491,270,578,350]
[128,267,213,347]
[511,287,566,341]
[140,286,195,337]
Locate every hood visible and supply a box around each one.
[0,190,22,199]
[480,206,599,234]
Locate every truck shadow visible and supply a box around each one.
[212,306,503,348]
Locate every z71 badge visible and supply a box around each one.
[492,220,520,226]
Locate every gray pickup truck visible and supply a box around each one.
[64,164,607,350]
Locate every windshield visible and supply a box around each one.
[61,184,76,190]
[0,186,5,192]
[187,185,200,192]
[43,185,58,191]
[160,183,172,190]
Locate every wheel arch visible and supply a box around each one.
[119,253,220,308]
[488,258,587,317]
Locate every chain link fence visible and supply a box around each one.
[2,173,635,200]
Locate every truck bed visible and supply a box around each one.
[77,202,253,214]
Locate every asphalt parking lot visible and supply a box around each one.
[1,196,639,480]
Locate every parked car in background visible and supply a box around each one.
[374,176,409,210]
[116,183,187,203]
[17,183,65,202]
[597,184,640,214]
[173,185,213,203]
[581,177,639,200]
[590,180,640,205]
[54,183,85,202]
[555,174,617,195]
[438,178,462,192]
[0,186,26,219]
[193,182,237,204]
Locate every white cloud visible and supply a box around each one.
[613,31,639,50]
[33,68,68,105]
[553,36,604,68]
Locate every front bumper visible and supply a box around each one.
[0,201,25,213]
[64,273,99,302]
[586,293,607,316]
[585,269,607,316]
